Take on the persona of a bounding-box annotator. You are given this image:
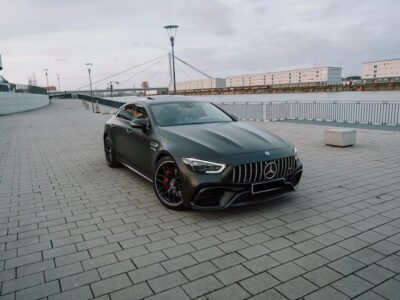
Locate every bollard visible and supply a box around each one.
[95,100,100,113]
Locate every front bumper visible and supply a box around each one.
[176,157,303,210]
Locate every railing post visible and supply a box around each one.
[269,102,273,121]
[261,102,265,121]
[295,101,298,120]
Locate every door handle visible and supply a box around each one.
[126,129,132,134]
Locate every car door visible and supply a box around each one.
[125,105,154,176]
[113,104,135,162]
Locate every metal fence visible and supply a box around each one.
[217,101,400,126]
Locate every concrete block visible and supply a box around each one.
[324,128,356,147]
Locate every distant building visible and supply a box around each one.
[226,67,342,88]
[175,78,225,91]
[362,59,400,83]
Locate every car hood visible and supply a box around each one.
[158,122,289,157]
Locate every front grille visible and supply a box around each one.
[232,156,296,184]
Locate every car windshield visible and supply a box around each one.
[150,102,232,126]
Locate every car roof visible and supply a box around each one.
[124,95,205,106]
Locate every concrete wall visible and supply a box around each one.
[0,92,49,115]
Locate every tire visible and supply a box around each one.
[154,156,188,210]
[104,135,120,168]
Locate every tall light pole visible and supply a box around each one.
[109,81,119,101]
[56,74,61,91]
[85,63,94,112]
[164,25,178,94]
[43,69,49,93]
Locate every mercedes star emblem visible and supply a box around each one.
[264,162,277,179]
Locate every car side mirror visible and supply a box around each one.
[130,118,151,132]
[230,114,239,121]
[130,118,147,129]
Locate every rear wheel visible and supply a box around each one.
[154,156,187,210]
[104,135,120,168]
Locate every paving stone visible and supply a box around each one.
[144,287,188,300]
[206,283,251,300]
[49,286,93,300]
[91,274,132,297]
[263,237,293,251]
[181,275,223,298]
[350,248,385,264]
[238,244,271,260]
[211,252,245,270]
[45,262,83,281]
[332,275,374,298]
[317,245,350,261]
[356,264,395,285]
[305,286,349,300]
[98,260,136,279]
[240,272,280,295]
[248,289,287,300]
[109,282,153,300]
[328,256,366,276]
[269,247,303,263]
[243,254,280,274]
[369,240,400,255]
[353,291,386,300]
[191,246,224,262]
[268,261,306,282]
[303,266,343,287]
[376,254,400,273]
[275,276,318,299]
[15,280,60,300]
[132,251,167,268]
[181,261,218,281]
[128,263,166,284]
[81,254,117,271]
[215,264,253,285]
[148,271,188,293]
[17,259,54,277]
[161,254,197,272]
[2,273,44,294]
[60,269,100,291]
[373,279,400,299]
[294,253,329,271]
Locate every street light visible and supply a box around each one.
[43,69,49,93]
[164,25,179,94]
[85,63,94,112]
[109,81,119,101]
[56,74,61,92]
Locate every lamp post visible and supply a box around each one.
[56,74,61,92]
[164,25,178,94]
[85,63,94,112]
[109,81,119,101]
[43,69,49,93]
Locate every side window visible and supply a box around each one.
[132,105,149,120]
[116,104,135,121]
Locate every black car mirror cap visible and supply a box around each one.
[130,118,147,128]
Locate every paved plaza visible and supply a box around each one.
[1,99,400,300]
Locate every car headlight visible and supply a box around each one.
[182,158,226,174]
[294,146,299,160]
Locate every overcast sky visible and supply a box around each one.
[1,0,399,90]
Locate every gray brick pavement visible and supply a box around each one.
[0,100,400,299]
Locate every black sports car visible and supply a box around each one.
[103,97,302,209]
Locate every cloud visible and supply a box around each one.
[1,0,399,89]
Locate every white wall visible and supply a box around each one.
[0,92,49,115]
[362,59,400,79]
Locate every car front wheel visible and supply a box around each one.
[154,156,187,210]
[104,135,120,168]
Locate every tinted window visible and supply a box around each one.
[116,104,135,121]
[151,102,232,126]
